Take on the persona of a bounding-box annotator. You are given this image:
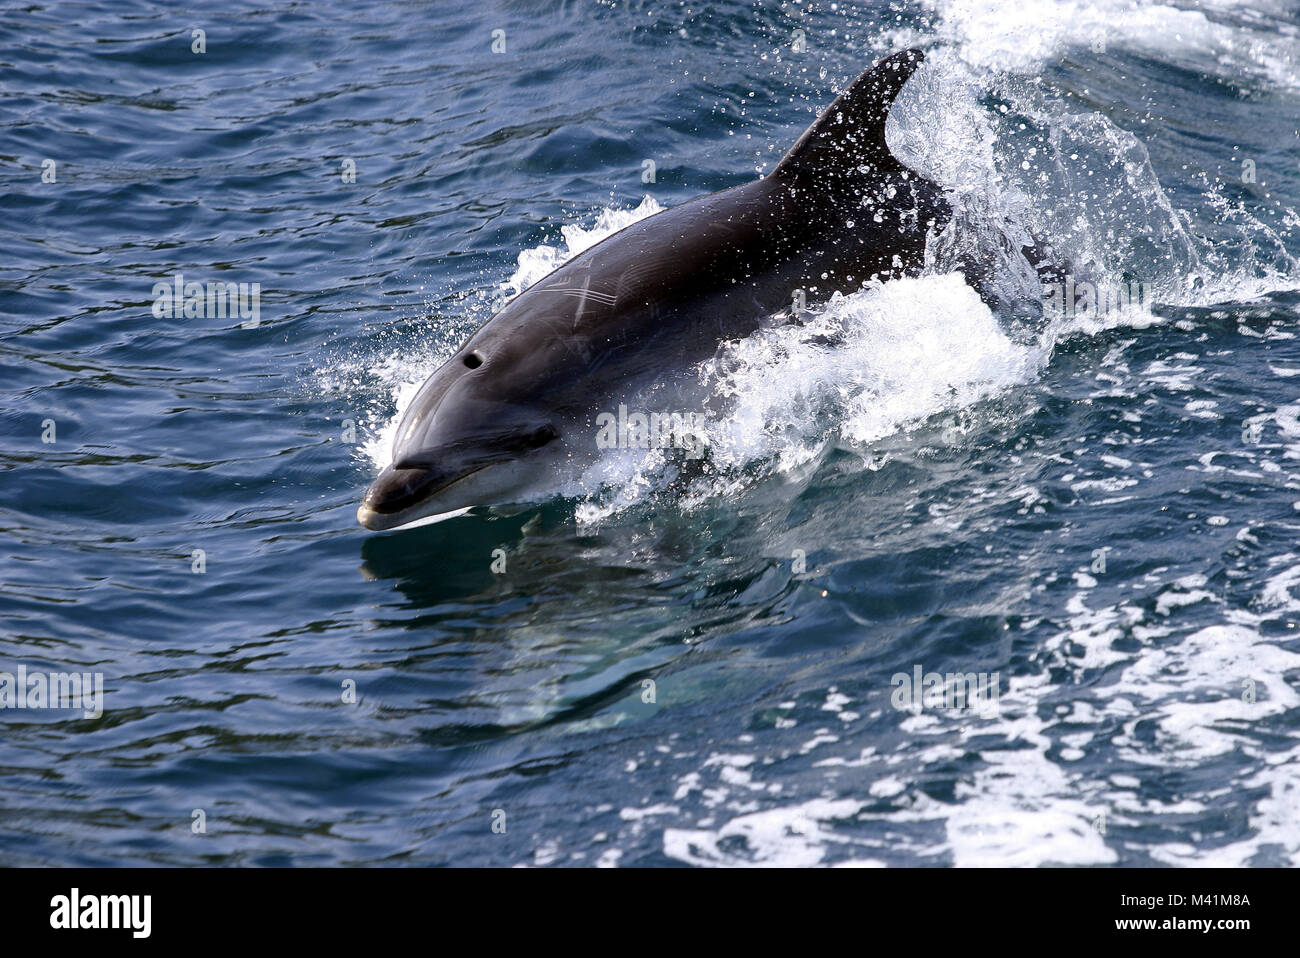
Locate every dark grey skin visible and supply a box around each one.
[359,49,950,530]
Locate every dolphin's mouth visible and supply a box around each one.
[356,463,489,531]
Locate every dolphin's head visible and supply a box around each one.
[357,342,563,530]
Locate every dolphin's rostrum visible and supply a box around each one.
[358,49,949,530]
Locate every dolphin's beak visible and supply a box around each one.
[357,421,559,530]
[357,463,479,531]
[357,502,427,531]
[356,503,398,531]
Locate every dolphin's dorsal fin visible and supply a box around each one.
[772,48,926,185]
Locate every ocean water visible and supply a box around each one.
[3,0,1300,866]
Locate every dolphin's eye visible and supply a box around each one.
[463,352,483,369]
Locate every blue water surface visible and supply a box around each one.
[3,0,1300,866]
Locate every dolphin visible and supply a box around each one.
[358,48,949,530]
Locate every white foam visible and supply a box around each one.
[656,593,1300,867]
[505,196,662,296]
[572,270,1047,524]
[663,798,866,867]
[909,0,1300,89]
[706,273,1040,463]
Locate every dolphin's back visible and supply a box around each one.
[464,49,946,374]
